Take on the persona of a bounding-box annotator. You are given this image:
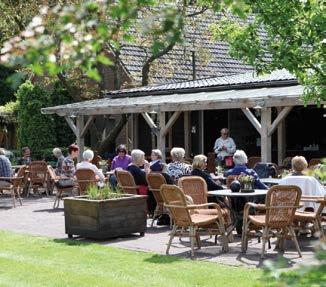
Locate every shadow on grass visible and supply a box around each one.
[53,238,93,247]
[143,253,182,264]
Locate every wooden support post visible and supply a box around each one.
[80,116,94,138]
[198,110,204,154]
[158,112,166,161]
[277,107,287,165]
[64,116,78,137]
[260,108,272,163]
[184,111,190,157]
[134,114,139,148]
[241,108,262,134]
[141,112,157,130]
[161,111,181,137]
[76,116,84,162]
[268,106,292,136]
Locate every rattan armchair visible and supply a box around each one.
[160,184,228,258]
[48,166,75,209]
[242,185,302,258]
[294,195,326,239]
[178,176,231,226]
[75,169,98,195]
[116,170,138,195]
[28,161,48,196]
[247,156,261,169]
[0,165,26,207]
[147,172,167,227]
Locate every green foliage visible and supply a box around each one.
[210,0,325,104]
[0,65,24,105]
[87,185,122,200]
[16,80,55,151]
[258,243,326,287]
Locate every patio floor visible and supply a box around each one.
[0,195,319,269]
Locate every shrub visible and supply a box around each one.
[16,81,56,152]
[87,185,122,200]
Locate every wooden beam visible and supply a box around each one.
[64,116,77,137]
[80,115,94,138]
[161,111,181,136]
[277,107,286,165]
[198,110,204,154]
[141,112,157,129]
[76,116,84,162]
[241,108,262,135]
[268,106,292,136]
[157,112,166,161]
[260,108,271,163]
[184,111,190,157]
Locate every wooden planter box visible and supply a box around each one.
[63,195,147,239]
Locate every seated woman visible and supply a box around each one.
[280,156,325,211]
[191,154,223,191]
[127,149,150,194]
[109,144,132,188]
[167,147,192,181]
[150,149,173,184]
[224,150,268,190]
[76,149,105,183]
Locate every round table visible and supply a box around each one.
[208,189,268,236]
[260,178,281,185]
[208,189,268,197]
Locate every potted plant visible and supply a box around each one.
[238,174,255,192]
[64,185,147,239]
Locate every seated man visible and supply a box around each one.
[225,150,268,190]
[0,148,13,189]
[17,147,32,165]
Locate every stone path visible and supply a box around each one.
[0,195,319,269]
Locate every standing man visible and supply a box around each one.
[0,148,13,189]
[214,128,236,166]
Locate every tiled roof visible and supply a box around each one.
[106,69,297,98]
[119,11,265,84]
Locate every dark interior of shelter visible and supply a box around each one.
[137,106,326,163]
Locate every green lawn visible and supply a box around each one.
[0,231,262,287]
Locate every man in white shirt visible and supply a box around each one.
[213,128,236,165]
[76,150,105,182]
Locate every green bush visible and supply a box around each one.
[16,81,55,152]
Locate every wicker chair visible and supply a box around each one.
[160,184,228,258]
[75,169,97,195]
[308,158,321,168]
[178,176,231,226]
[28,161,48,196]
[47,166,75,209]
[116,170,138,194]
[0,165,26,207]
[147,172,167,227]
[247,157,261,169]
[294,195,326,239]
[242,185,302,258]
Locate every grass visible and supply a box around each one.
[0,231,262,287]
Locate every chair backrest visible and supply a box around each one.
[147,172,166,205]
[178,176,208,205]
[47,165,56,181]
[206,152,216,174]
[160,184,192,226]
[75,168,97,195]
[12,165,27,188]
[29,161,48,184]
[226,175,237,188]
[265,185,301,227]
[247,156,261,169]
[116,170,138,194]
[308,158,321,168]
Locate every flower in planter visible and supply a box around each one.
[238,173,255,190]
[87,185,122,200]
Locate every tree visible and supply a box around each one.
[16,81,56,151]
[210,0,325,104]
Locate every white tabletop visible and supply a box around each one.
[208,189,268,197]
[260,178,281,184]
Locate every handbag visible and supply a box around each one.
[56,178,75,188]
[225,156,234,167]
